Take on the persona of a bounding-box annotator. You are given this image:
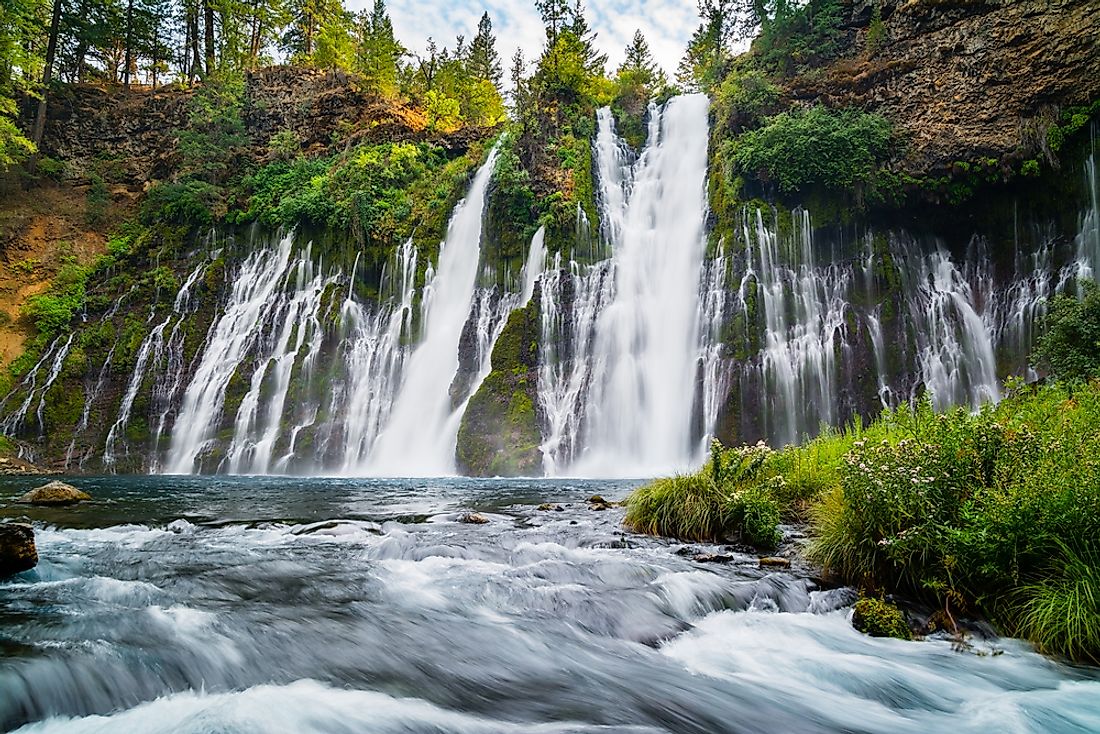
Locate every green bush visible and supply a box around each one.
[23,258,91,338]
[1031,282,1100,381]
[141,179,221,225]
[729,106,892,194]
[1017,544,1100,664]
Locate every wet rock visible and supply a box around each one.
[758,556,791,569]
[537,503,564,512]
[0,456,57,476]
[459,512,489,525]
[16,480,91,506]
[693,553,734,564]
[587,495,614,511]
[0,523,37,576]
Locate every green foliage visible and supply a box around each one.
[141,179,221,225]
[1032,282,1100,381]
[806,386,1100,662]
[240,139,485,266]
[852,597,911,640]
[865,3,886,55]
[269,129,301,160]
[85,173,110,225]
[752,0,846,77]
[23,258,91,338]
[1020,159,1040,177]
[728,106,893,194]
[1046,101,1100,154]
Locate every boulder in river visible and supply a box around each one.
[460,512,489,524]
[0,523,37,576]
[17,480,91,506]
[758,556,791,569]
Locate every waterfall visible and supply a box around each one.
[334,238,418,471]
[103,318,169,468]
[535,95,714,477]
[1077,126,1100,284]
[166,232,298,473]
[364,147,500,476]
[747,208,849,446]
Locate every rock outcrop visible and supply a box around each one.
[789,0,1100,176]
[456,299,543,477]
[0,523,37,576]
[17,480,91,506]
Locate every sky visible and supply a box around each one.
[346,0,703,81]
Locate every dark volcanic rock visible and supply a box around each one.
[0,523,37,576]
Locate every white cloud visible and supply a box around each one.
[345,0,700,82]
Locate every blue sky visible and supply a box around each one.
[346,0,703,80]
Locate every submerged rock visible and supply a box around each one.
[17,480,91,506]
[758,556,791,569]
[537,503,563,512]
[0,523,37,576]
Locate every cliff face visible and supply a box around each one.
[32,67,488,191]
[789,0,1100,177]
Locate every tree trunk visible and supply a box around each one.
[204,0,216,76]
[28,0,63,175]
[123,0,134,87]
[189,3,202,82]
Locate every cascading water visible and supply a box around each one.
[363,147,500,476]
[537,95,719,476]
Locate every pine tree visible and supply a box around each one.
[466,11,501,87]
[618,29,656,82]
[566,0,606,76]
[356,0,401,94]
[535,0,570,43]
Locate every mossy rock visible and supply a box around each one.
[456,301,542,477]
[852,597,912,640]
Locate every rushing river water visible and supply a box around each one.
[2,476,1099,733]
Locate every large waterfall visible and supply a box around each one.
[4,106,1097,476]
[538,96,716,476]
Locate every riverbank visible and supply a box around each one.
[625,380,1100,664]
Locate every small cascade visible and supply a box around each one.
[898,247,1000,410]
[1077,126,1100,284]
[224,247,333,474]
[520,226,547,306]
[0,334,73,443]
[103,318,169,468]
[333,238,418,471]
[166,232,298,473]
[695,240,733,455]
[745,209,850,446]
[365,147,500,476]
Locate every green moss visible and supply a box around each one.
[456,301,542,476]
[852,597,911,640]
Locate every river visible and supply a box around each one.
[2,476,1099,733]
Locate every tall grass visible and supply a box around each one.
[623,473,731,541]
[1017,544,1100,664]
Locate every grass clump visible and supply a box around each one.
[624,473,731,542]
[1017,545,1100,664]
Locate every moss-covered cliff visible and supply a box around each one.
[456,299,542,477]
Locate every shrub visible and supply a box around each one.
[852,597,911,640]
[728,106,892,194]
[23,258,90,338]
[1031,281,1100,381]
[269,129,300,160]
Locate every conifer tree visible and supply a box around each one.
[467,11,501,87]
[356,0,401,94]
